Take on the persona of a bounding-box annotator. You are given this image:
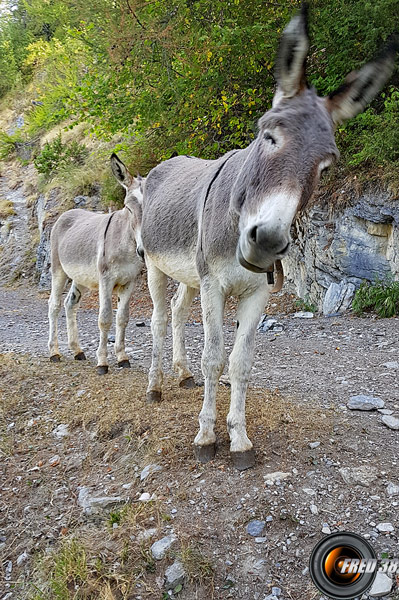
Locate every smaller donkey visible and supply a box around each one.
[48,154,143,374]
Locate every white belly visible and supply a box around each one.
[146,251,200,288]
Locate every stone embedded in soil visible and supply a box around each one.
[376,522,394,533]
[381,414,399,430]
[138,492,151,502]
[263,471,291,484]
[246,520,266,537]
[379,408,394,415]
[368,572,393,597]
[140,463,162,481]
[151,534,177,560]
[164,560,186,590]
[308,441,320,449]
[16,551,28,566]
[338,466,378,487]
[53,423,69,438]
[347,394,384,411]
[78,487,124,515]
[386,482,399,496]
[293,311,314,318]
[272,588,281,597]
[322,524,331,534]
[382,361,399,369]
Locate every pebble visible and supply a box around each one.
[339,466,378,487]
[264,471,291,484]
[76,389,86,398]
[322,524,331,534]
[272,587,281,597]
[310,504,318,515]
[382,361,399,369]
[140,464,162,481]
[254,537,267,543]
[16,551,28,566]
[78,487,123,515]
[376,522,394,533]
[309,441,320,449]
[246,520,266,537]
[293,311,314,318]
[48,454,60,466]
[386,482,399,496]
[151,534,177,560]
[164,560,185,590]
[368,572,392,597]
[138,492,151,502]
[378,409,394,415]
[381,415,399,430]
[347,394,384,411]
[53,423,69,438]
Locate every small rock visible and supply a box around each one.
[48,454,60,466]
[16,551,28,566]
[151,534,177,560]
[368,572,392,597]
[246,520,266,537]
[347,395,384,411]
[272,588,281,597]
[381,415,399,430]
[140,464,162,481]
[339,466,378,487]
[322,524,331,534]
[382,361,399,369]
[387,482,399,496]
[264,471,291,484]
[164,560,186,590]
[53,423,69,438]
[376,522,394,533]
[254,537,267,543]
[76,389,86,398]
[293,311,314,319]
[78,487,123,515]
[310,504,318,515]
[309,441,320,449]
[108,335,115,343]
[378,409,394,415]
[266,515,273,522]
[137,528,157,541]
[138,492,151,502]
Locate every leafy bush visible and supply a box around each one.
[34,134,88,178]
[352,278,399,318]
[0,130,22,160]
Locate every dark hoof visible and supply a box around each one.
[194,443,216,464]
[97,365,109,375]
[74,352,86,361]
[146,390,162,404]
[118,359,131,369]
[50,354,61,363]
[231,449,256,471]
[179,376,196,389]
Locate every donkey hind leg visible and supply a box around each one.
[114,280,135,368]
[194,280,226,463]
[64,281,86,361]
[146,264,168,403]
[171,283,198,388]
[96,278,114,375]
[227,286,269,470]
[48,268,68,362]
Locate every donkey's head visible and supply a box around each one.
[232,4,398,273]
[110,153,144,259]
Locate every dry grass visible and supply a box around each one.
[0,198,15,219]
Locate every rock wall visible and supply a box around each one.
[283,190,399,314]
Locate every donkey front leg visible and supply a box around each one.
[64,281,86,361]
[227,287,269,470]
[96,278,114,375]
[114,280,135,368]
[146,263,168,403]
[171,283,198,388]
[194,280,226,463]
[48,268,67,362]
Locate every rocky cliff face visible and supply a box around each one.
[284,190,399,314]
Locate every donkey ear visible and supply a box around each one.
[326,40,399,124]
[110,153,133,190]
[274,3,309,100]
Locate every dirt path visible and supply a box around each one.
[1,284,399,600]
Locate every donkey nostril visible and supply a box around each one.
[137,246,145,260]
[249,226,258,243]
[279,242,290,255]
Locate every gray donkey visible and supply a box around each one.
[48,154,143,374]
[140,5,398,470]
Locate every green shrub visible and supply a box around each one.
[352,278,399,318]
[0,130,23,160]
[34,133,88,178]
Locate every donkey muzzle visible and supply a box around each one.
[237,224,290,273]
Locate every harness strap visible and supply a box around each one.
[103,211,116,257]
[199,151,239,254]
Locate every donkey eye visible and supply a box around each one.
[264,132,276,145]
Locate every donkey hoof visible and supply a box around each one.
[50,354,61,363]
[231,449,256,471]
[97,365,109,375]
[179,376,196,389]
[117,359,131,369]
[146,390,162,404]
[74,352,86,361]
[194,443,216,464]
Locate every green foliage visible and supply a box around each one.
[295,296,317,314]
[0,130,22,160]
[34,134,88,178]
[352,278,399,318]
[0,0,398,179]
